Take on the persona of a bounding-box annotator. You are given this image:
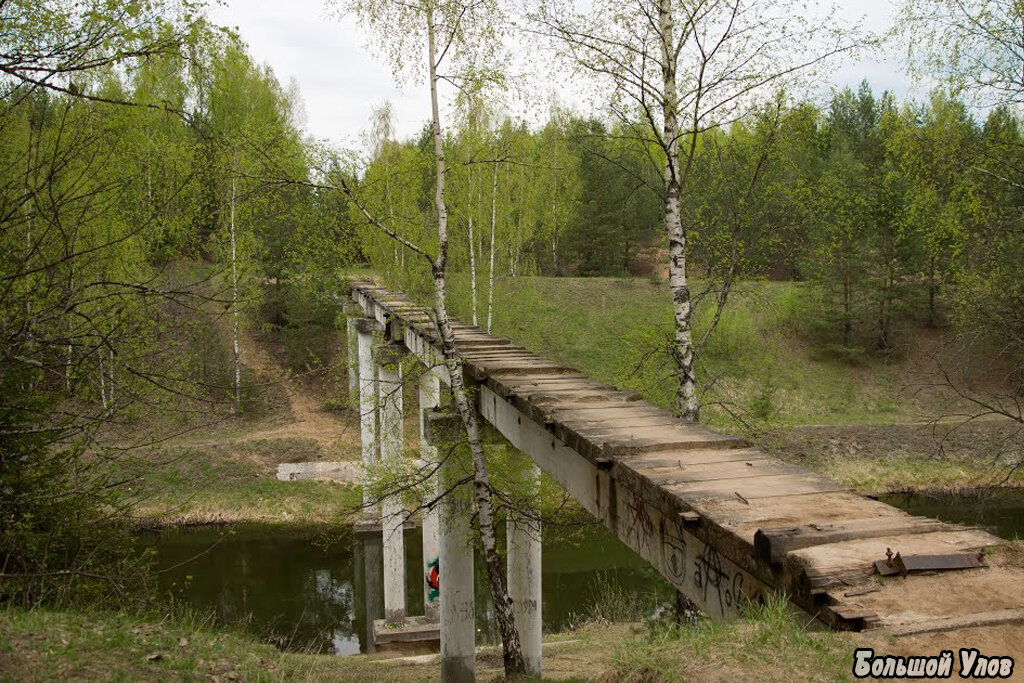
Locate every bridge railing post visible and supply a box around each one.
[427,409,476,682]
[376,343,407,624]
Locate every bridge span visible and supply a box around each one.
[345,278,1024,679]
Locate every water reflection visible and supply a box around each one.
[881,489,1024,541]
[144,523,672,655]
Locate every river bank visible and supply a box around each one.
[763,421,1024,494]
[122,419,1023,531]
[0,602,858,682]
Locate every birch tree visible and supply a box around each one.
[902,0,1024,108]
[532,104,581,275]
[449,91,497,326]
[534,0,861,421]
[335,0,527,674]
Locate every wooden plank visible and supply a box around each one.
[559,414,684,430]
[788,529,1003,587]
[528,390,644,404]
[667,472,848,502]
[454,342,516,350]
[623,448,772,469]
[452,334,514,344]
[462,352,545,361]
[641,459,808,486]
[464,357,551,368]
[454,340,515,349]
[550,404,678,421]
[889,608,1024,636]
[494,376,610,390]
[485,364,582,377]
[695,491,898,529]
[589,424,751,455]
[544,402,676,416]
[755,516,955,566]
[548,421,747,461]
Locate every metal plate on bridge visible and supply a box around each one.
[875,552,985,576]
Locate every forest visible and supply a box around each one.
[2,0,1023,680]
[359,86,1024,359]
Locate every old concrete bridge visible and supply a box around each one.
[344,278,1024,680]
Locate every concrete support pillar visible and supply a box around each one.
[507,454,542,677]
[377,344,406,623]
[356,534,383,653]
[419,368,441,622]
[343,302,361,403]
[354,319,381,518]
[428,411,475,683]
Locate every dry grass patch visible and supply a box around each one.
[763,422,1024,493]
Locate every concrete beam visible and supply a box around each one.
[478,384,773,622]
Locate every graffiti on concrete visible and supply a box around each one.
[426,557,440,603]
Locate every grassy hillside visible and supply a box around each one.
[446,276,954,428]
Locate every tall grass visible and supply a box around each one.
[609,592,852,682]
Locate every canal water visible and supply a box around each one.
[879,488,1024,541]
[144,523,674,655]
[146,489,1023,656]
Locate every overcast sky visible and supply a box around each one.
[208,0,914,149]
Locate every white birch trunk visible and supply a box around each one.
[468,166,478,326]
[108,346,115,405]
[551,199,559,275]
[660,0,698,423]
[99,354,107,410]
[387,175,398,270]
[425,9,523,674]
[65,343,72,394]
[230,173,242,413]
[487,162,497,333]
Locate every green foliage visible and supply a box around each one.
[0,7,362,613]
[357,81,1024,389]
[261,282,341,373]
[749,372,778,421]
[0,407,152,608]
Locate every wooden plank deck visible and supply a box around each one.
[348,279,1024,637]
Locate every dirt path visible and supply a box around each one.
[243,331,359,453]
[180,331,360,461]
